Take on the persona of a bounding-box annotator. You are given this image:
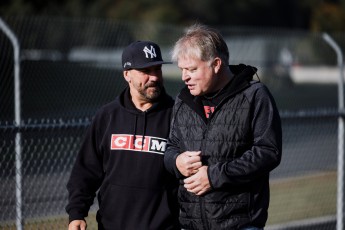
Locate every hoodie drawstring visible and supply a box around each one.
[133,114,138,149]
[132,112,147,151]
[141,112,147,150]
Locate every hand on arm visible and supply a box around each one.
[176,151,202,177]
[68,220,87,230]
[184,166,211,196]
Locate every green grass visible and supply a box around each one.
[267,171,337,225]
[0,171,337,229]
[0,214,98,230]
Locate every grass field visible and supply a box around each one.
[267,171,337,225]
[0,171,337,229]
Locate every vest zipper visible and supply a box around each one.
[200,126,210,230]
[199,196,209,230]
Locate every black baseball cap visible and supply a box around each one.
[122,41,171,70]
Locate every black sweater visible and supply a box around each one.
[66,87,179,230]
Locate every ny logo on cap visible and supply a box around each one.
[143,45,157,59]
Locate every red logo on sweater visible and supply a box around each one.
[204,106,215,118]
[111,134,167,155]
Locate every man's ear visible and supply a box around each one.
[213,57,222,74]
[123,70,131,83]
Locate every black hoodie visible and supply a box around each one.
[66,87,179,230]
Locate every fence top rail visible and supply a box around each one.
[279,108,343,119]
[0,108,343,131]
[0,118,91,131]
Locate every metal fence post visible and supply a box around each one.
[0,18,22,230]
[322,33,345,230]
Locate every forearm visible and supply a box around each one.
[209,86,282,188]
[66,147,103,220]
[208,144,281,188]
[164,145,183,178]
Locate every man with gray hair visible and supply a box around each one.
[164,24,282,230]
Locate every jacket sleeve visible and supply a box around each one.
[65,114,105,222]
[208,84,282,188]
[164,99,185,179]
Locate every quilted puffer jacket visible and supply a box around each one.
[164,64,282,230]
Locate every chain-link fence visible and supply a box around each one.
[0,16,345,230]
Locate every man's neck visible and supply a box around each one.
[132,99,153,111]
[211,68,234,94]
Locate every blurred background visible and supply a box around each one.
[1,0,345,31]
[0,0,345,229]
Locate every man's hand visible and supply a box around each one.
[184,166,211,196]
[68,220,87,230]
[176,151,202,177]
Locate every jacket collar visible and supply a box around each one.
[178,64,257,121]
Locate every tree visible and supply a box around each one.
[0,0,345,31]
[310,1,345,32]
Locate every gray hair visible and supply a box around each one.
[171,23,229,66]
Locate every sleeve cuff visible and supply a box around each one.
[68,209,87,223]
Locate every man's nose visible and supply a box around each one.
[149,74,161,81]
[181,69,189,81]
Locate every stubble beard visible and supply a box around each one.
[139,82,162,102]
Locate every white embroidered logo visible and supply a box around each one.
[143,45,157,59]
[110,134,167,155]
[123,62,131,68]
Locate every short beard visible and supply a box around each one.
[139,82,162,102]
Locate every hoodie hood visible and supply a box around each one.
[179,64,257,102]
[177,64,257,121]
[118,86,174,149]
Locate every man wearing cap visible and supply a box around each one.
[66,41,180,230]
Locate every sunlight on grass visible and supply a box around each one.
[0,171,337,229]
[268,171,337,225]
